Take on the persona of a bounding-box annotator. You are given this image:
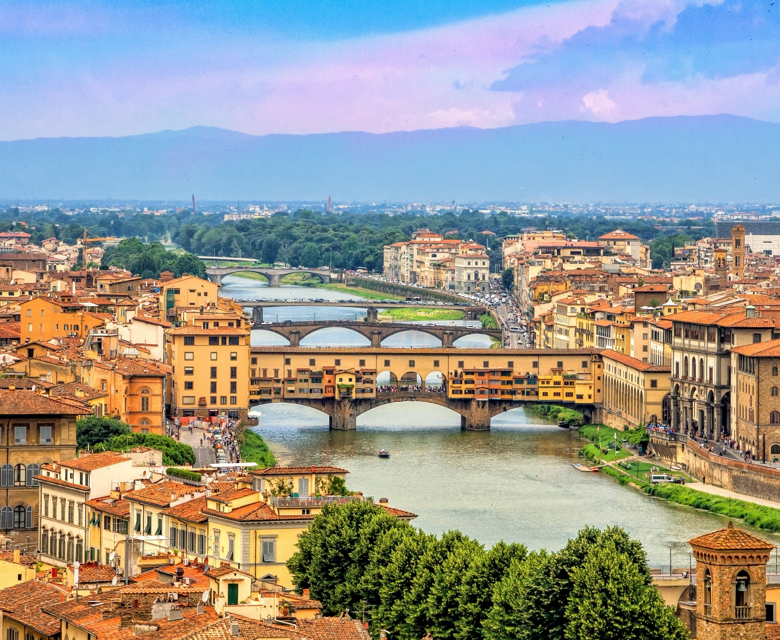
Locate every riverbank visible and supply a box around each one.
[240,428,276,468]
[318,282,404,300]
[232,271,268,281]
[378,308,464,321]
[577,424,780,534]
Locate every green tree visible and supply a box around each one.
[300,242,322,268]
[261,237,280,264]
[96,433,195,466]
[565,543,688,640]
[76,416,131,449]
[501,267,514,290]
[287,501,409,616]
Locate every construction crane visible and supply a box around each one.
[81,230,116,267]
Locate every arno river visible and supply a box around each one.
[221,276,780,568]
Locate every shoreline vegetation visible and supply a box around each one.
[378,307,464,321]
[576,423,780,534]
[240,428,276,468]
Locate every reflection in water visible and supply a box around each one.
[229,275,780,566]
[252,403,780,568]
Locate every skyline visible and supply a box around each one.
[2,0,780,141]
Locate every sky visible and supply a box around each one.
[1,0,780,140]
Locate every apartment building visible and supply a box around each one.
[168,311,251,421]
[0,390,88,547]
[20,296,106,343]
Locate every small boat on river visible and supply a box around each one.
[572,463,599,472]
[378,449,390,458]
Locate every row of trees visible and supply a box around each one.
[101,238,205,279]
[76,417,195,466]
[287,501,688,640]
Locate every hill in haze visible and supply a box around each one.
[1,115,779,203]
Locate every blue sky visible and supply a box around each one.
[1,0,779,139]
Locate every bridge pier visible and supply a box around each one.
[371,330,382,347]
[252,307,263,325]
[210,273,222,286]
[461,400,492,431]
[366,306,378,322]
[329,400,358,431]
[268,274,280,287]
[442,331,454,347]
[288,330,300,347]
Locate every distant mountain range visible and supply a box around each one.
[1,115,779,203]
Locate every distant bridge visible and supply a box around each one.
[252,320,501,346]
[247,304,487,323]
[247,346,600,430]
[206,266,332,287]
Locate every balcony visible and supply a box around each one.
[734,606,751,620]
[270,495,363,508]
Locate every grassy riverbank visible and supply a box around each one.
[529,404,584,424]
[232,271,269,281]
[480,313,498,328]
[318,283,404,300]
[576,424,780,534]
[240,429,276,468]
[378,308,464,321]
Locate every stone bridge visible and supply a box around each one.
[250,392,593,431]
[248,304,487,323]
[206,267,332,286]
[247,346,601,430]
[252,319,501,346]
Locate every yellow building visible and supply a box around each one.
[159,274,220,321]
[0,580,68,640]
[20,296,106,343]
[168,312,251,421]
[0,549,38,589]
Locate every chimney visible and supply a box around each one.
[230,622,240,637]
[167,608,183,622]
[13,548,19,563]
[379,498,388,504]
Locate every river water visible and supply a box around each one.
[221,276,780,567]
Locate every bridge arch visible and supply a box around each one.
[424,371,446,392]
[380,329,443,348]
[278,271,329,284]
[376,371,399,392]
[399,371,422,392]
[452,333,496,348]
[299,327,371,347]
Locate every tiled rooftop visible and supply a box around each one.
[689,521,774,551]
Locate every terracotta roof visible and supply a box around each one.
[36,474,90,491]
[169,326,249,336]
[65,451,129,472]
[732,338,780,358]
[378,504,417,519]
[86,495,130,517]
[250,465,348,477]
[202,501,309,523]
[50,381,107,401]
[69,561,119,583]
[203,564,253,580]
[599,230,640,241]
[162,495,208,523]
[0,580,69,636]
[0,377,53,390]
[689,522,774,551]
[0,388,90,415]
[125,480,202,508]
[600,350,671,373]
[134,314,172,328]
[208,487,257,504]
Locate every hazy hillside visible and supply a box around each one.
[1,115,779,203]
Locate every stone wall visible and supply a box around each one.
[649,432,780,503]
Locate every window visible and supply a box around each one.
[230,381,237,393]
[184,381,193,390]
[39,425,52,444]
[184,367,194,375]
[170,525,178,548]
[7,628,18,640]
[650,379,658,388]
[197,532,206,555]
[228,337,239,345]
[141,396,150,410]
[754,333,763,344]
[179,528,186,550]
[220,396,227,405]
[13,464,25,486]
[13,505,26,529]
[230,367,237,378]
[227,534,235,560]
[772,412,780,425]
[230,396,237,405]
[0,506,11,529]
[210,381,217,393]
[483,361,489,368]
[772,444,780,455]
[261,537,276,562]
[211,366,217,378]
[335,359,341,366]
[767,602,777,624]
[213,529,220,558]
[285,358,291,365]
[209,337,219,346]
[409,360,415,367]
[182,396,196,405]
[773,387,779,397]
[184,352,194,361]
[557,361,563,368]
[184,336,195,345]
[211,352,218,360]
[385,359,391,367]
[188,530,196,553]
[68,501,74,524]
[13,426,26,444]
[230,352,237,361]
[104,515,112,530]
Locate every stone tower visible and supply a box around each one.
[713,248,728,279]
[731,225,746,280]
[689,521,773,640]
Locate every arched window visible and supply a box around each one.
[41,527,49,555]
[26,463,39,487]
[66,535,74,562]
[13,463,25,486]
[735,570,751,615]
[675,362,680,378]
[0,463,12,488]
[140,388,151,394]
[13,505,26,529]
[0,505,12,529]
[692,359,697,381]
[771,412,780,425]
[140,419,150,426]
[773,387,779,397]
[58,532,65,559]
[699,358,704,381]
[774,366,778,376]
[772,444,780,455]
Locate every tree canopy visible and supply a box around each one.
[77,416,131,449]
[288,505,689,640]
[95,433,196,466]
